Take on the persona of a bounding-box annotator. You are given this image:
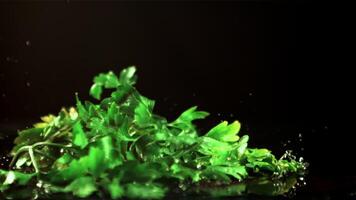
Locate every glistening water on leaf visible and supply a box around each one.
[0,66,307,199]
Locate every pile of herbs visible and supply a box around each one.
[0,67,307,199]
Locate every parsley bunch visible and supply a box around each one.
[0,67,307,199]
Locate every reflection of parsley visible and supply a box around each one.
[0,67,307,199]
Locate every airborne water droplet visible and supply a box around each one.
[196,163,202,169]
[26,82,31,87]
[36,180,44,188]
[178,183,187,191]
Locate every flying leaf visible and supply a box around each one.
[174,106,209,124]
[119,66,137,85]
[205,121,241,142]
[90,83,103,100]
[94,71,120,88]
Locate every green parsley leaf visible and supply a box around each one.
[205,121,241,142]
[72,121,88,149]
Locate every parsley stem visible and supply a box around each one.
[9,142,71,169]
[32,142,71,149]
[28,147,40,173]
[33,149,56,160]
[9,147,29,169]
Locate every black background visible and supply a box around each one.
[0,1,350,182]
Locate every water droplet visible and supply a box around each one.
[324,126,328,130]
[33,193,39,200]
[26,82,31,87]
[174,158,180,163]
[36,180,44,188]
[196,163,202,169]
[25,40,31,46]
[227,157,231,161]
[217,113,221,117]
[248,92,253,96]
[349,192,356,196]
[287,140,291,143]
[5,56,18,63]
[298,133,303,138]
[229,113,234,117]
[299,157,304,162]
[178,183,187,191]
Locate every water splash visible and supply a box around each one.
[193,175,305,198]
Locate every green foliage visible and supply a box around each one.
[206,121,241,142]
[72,122,88,149]
[0,66,307,199]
